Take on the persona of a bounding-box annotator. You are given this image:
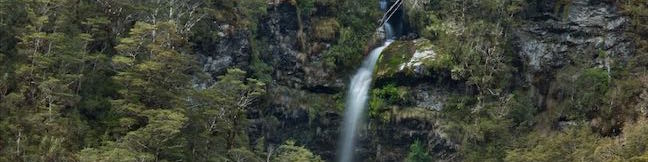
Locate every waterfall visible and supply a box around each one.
[338,21,394,162]
[384,23,394,40]
[379,0,388,11]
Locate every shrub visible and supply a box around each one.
[505,125,601,162]
[368,84,408,120]
[405,140,433,162]
[553,67,610,120]
[323,27,366,71]
[594,119,648,161]
[273,140,323,162]
[322,0,380,72]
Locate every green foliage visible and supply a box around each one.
[620,0,648,72]
[237,0,267,29]
[0,0,646,162]
[368,94,386,119]
[577,68,610,110]
[552,67,610,120]
[293,0,315,16]
[228,148,265,162]
[369,84,408,119]
[122,110,188,160]
[323,0,380,72]
[593,119,648,161]
[250,53,273,83]
[0,0,115,160]
[441,93,538,161]
[110,21,194,143]
[323,27,368,71]
[185,68,266,161]
[502,119,648,162]
[79,142,154,162]
[440,96,478,122]
[405,140,433,162]
[272,140,323,162]
[505,92,537,129]
[505,125,601,162]
[459,114,513,161]
[0,0,274,161]
[313,18,340,41]
[413,0,523,103]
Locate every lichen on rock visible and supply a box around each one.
[375,38,441,79]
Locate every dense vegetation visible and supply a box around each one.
[374,0,648,161]
[0,0,332,161]
[1,0,647,161]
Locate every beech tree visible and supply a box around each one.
[185,68,265,161]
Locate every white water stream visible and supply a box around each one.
[338,23,394,162]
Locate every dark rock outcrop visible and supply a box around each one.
[199,27,252,81]
[259,3,344,90]
[515,0,632,110]
[516,0,631,74]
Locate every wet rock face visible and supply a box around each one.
[516,0,631,74]
[400,39,437,77]
[259,3,343,90]
[262,3,300,79]
[413,84,446,111]
[199,27,252,79]
[362,116,457,162]
[199,2,341,90]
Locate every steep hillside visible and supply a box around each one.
[0,0,647,161]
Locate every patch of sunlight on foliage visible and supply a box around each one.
[273,140,323,162]
[505,125,601,162]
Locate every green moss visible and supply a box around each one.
[373,39,450,81]
[313,18,340,41]
[375,41,416,78]
[414,39,451,71]
[368,84,409,121]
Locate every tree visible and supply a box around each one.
[272,140,323,162]
[82,19,196,161]
[121,110,188,160]
[78,141,154,162]
[0,0,100,160]
[185,68,266,161]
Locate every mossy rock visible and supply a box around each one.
[313,18,340,41]
[376,41,416,78]
[375,38,440,79]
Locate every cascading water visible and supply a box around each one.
[384,23,395,40]
[338,40,392,162]
[338,3,395,161]
[379,0,388,11]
